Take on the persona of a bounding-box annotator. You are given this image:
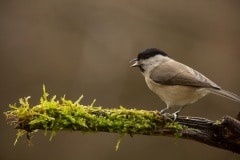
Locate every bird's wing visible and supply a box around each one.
[149,60,220,89]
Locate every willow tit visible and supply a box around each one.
[130,48,240,116]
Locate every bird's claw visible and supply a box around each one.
[161,112,172,121]
[159,111,179,122]
[157,110,171,121]
[159,107,182,121]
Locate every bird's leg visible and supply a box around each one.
[160,105,172,121]
[160,107,169,114]
[172,106,185,121]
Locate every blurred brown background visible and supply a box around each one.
[1,0,240,160]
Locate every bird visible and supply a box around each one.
[130,48,240,117]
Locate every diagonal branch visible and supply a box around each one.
[4,87,240,153]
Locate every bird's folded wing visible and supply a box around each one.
[149,60,220,89]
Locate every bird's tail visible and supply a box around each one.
[209,88,240,103]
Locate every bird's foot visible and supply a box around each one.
[157,109,170,120]
[159,107,173,121]
[161,112,172,121]
[172,111,180,121]
[172,107,184,121]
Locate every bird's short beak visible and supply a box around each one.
[129,58,139,67]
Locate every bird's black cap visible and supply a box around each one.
[137,48,168,60]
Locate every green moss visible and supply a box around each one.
[164,122,184,138]
[165,122,183,130]
[214,120,222,125]
[5,85,172,145]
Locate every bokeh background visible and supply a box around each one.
[1,0,240,159]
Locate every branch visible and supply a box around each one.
[4,86,240,153]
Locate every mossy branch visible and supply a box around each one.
[4,86,240,153]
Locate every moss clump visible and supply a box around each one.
[5,85,170,145]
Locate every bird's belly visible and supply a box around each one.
[146,80,209,107]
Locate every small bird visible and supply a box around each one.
[130,48,240,117]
